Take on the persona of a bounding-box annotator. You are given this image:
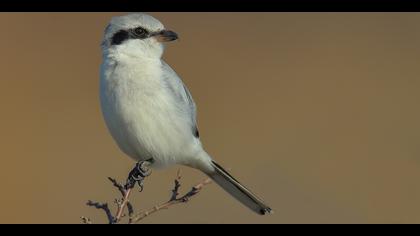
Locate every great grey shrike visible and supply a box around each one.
[99,13,271,215]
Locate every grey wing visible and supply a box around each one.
[161,61,200,138]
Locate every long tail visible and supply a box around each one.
[206,160,272,215]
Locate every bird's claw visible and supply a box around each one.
[125,161,152,191]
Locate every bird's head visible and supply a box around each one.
[101,13,178,59]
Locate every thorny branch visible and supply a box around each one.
[83,167,211,224]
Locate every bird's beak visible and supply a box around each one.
[153,30,178,42]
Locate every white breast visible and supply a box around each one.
[99,55,202,169]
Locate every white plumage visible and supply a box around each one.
[100,13,271,215]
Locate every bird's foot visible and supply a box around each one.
[125,161,152,191]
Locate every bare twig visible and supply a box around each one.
[127,201,135,224]
[129,176,212,223]
[108,177,125,196]
[86,201,114,224]
[108,177,135,223]
[84,168,211,224]
[86,177,132,224]
[114,188,132,223]
[170,169,182,201]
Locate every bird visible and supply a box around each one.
[99,13,272,215]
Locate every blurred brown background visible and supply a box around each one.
[0,13,419,224]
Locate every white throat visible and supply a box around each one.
[103,39,164,63]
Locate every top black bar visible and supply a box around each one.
[1,0,420,12]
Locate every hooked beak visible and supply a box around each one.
[153,30,178,42]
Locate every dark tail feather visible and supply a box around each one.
[207,161,272,215]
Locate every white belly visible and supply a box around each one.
[100,58,200,169]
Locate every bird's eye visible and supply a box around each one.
[133,27,147,37]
